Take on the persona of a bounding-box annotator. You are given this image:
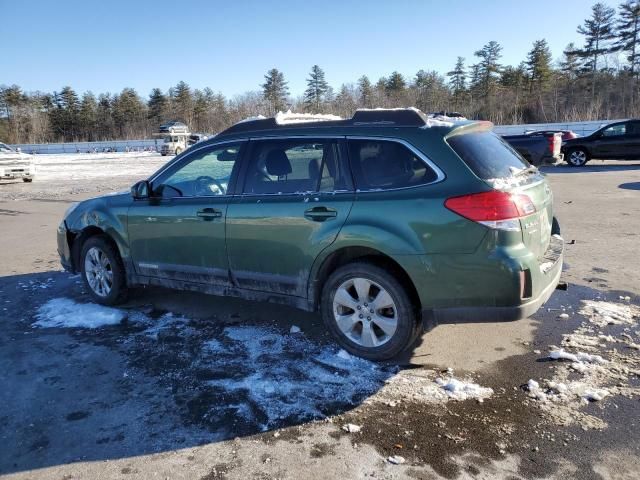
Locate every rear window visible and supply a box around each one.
[448,131,529,179]
[348,139,438,191]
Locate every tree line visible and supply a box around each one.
[2,1,640,144]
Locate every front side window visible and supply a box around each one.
[154,143,242,197]
[601,123,626,137]
[242,139,350,194]
[348,139,438,191]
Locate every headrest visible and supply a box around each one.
[265,149,292,177]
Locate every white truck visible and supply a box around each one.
[159,133,189,156]
[0,143,36,182]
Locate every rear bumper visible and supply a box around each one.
[421,235,564,327]
[1,165,35,179]
[425,262,562,325]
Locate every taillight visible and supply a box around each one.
[444,190,536,231]
[547,136,555,153]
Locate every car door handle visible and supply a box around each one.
[304,207,337,221]
[196,208,222,220]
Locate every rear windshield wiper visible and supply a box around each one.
[511,165,539,177]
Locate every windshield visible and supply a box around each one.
[0,143,14,153]
[447,131,530,180]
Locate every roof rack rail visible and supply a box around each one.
[219,108,436,136]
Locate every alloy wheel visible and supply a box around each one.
[84,246,113,297]
[569,150,587,166]
[332,277,398,348]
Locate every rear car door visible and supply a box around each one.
[127,141,245,285]
[225,137,354,296]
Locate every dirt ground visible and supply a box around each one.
[0,154,639,479]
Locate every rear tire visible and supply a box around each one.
[80,235,128,306]
[565,148,589,167]
[321,262,418,361]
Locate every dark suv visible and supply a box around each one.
[562,119,640,166]
[57,109,563,360]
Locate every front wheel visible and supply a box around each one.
[22,178,33,183]
[80,235,128,305]
[174,147,182,156]
[566,148,589,167]
[321,262,418,361]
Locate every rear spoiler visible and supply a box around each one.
[444,121,494,139]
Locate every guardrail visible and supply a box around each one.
[9,139,160,154]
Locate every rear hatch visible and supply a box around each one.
[447,128,553,259]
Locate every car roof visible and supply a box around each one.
[211,109,476,142]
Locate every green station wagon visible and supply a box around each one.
[57,109,563,360]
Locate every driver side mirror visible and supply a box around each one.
[131,180,150,199]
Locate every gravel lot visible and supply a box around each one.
[0,153,639,479]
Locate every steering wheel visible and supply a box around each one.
[195,175,226,195]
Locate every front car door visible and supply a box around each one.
[592,122,629,158]
[127,141,245,286]
[225,137,354,297]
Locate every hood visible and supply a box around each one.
[0,151,34,164]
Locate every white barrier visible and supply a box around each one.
[492,119,625,137]
[10,139,160,154]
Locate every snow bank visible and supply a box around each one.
[34,298,127,328]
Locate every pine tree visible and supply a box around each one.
[173,81,193,125]
[96,93,113,140]
[262,68,289,114]
[303,65,330,113]
[574,2,617,97]
[447,57,467,108]
[525,39,553,93]
[385,71,406,93]
[79,92,98,141]
[474,41,503,98]
[357,75,373,108]
[560,43,582,79]
[50,86,80,141]
[148,88,168,128]
[616,1,640,77]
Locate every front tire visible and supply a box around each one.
[321,262,418,361]
[566,148,589,167]
[23,178,34,183]
[174,147,182,156]
[80,235,128,305]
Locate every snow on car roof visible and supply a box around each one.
[274,110,343,125]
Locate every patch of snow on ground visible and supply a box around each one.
[34,298,127,328]
[579,300,638,327]
[526,300,639,430]
[203,326,389,430]
[548,349,607,364]
[435,377,494,401]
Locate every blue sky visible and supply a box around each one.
[2,0,620,98]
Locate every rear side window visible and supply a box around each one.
[448,131,529,180]
[348,139,438,191]
[242,139,351,194]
